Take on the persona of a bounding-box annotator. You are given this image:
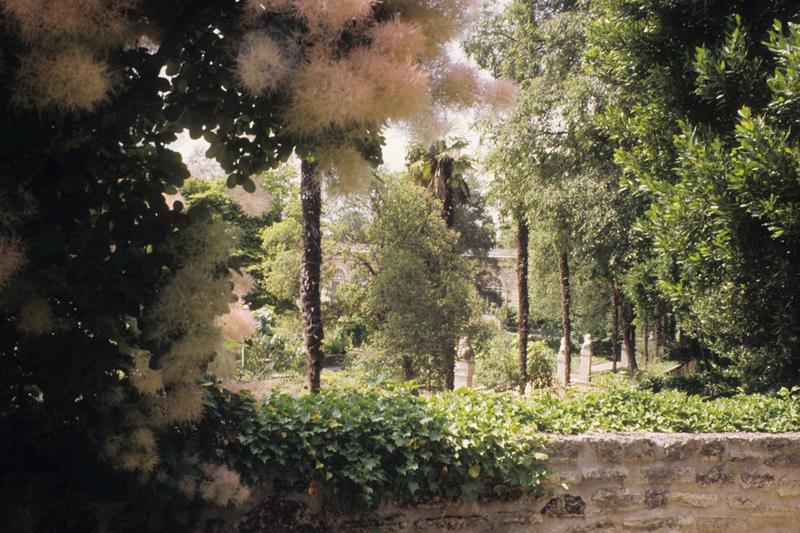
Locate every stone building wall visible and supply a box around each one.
[325,249,520,311]
[214,433,800,532]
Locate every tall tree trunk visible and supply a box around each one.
[432,158,455,228]
[621,296,637,373]
[610,278,619,373]
[516,215,529,393]
[643,314,649,366]
[402,355,414,382]
[444,344,456,390]
[558,250,571,385]
[442,180,455,229]
[443,188,454,229]
[653,301,661,360]
[300,160,324,393]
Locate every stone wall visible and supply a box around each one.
[213,433,800,532]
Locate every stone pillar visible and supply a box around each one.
[579,333,592,383]
[454,337,475,388]
[556,336,568,385]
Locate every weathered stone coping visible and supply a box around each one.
[206,432,800,533]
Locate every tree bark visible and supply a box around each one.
[610,279,619,373]
[300,160,325,393]
[653,301,661,361]
[643,314,649,366]
[402,355,414,382]
[558,250,571,385]
[444,344,456,390]
[516,215,529,392]
[621,296,637,373]
[439,159,455,228]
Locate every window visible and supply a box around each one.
[330,268,346,293]
[481,274,504,307]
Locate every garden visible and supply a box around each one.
[1,0,800,531]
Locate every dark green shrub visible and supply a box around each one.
[198,383,800,518]
[637,367,742,398]
[201,387,549,508]
[525,386,800,433]
[475,333,521,391]
[527,341,556,389]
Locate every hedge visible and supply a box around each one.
[200,385,799,511]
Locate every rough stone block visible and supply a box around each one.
[594,437,656,462]
[622,516,681,530]
[644,489,667,509]
[727,494,764,511]
[590,488,639,512]
[757,435,794,452]
[552,471,580,485]
[640,465,694,483]
[414,515,488,530]
[494,511,537,525]
[541,494,585,518]
[777,477,800,497]
[671,492,718,508]
[663,439,699,460]
[566,520,617,533]
[740,469,775,489]
[764,453,800,467]
[700,439,726,457]
[624,437,658,459]
[695,516,746,532]
[546,439,582,462]
[582,467,628,484]
[728,453,759,463]
[340,517,406,532]
[696,464,734,485]
[593,440,625,462]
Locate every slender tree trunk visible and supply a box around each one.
[653,302,661,360]
[402,355,414,382]
[442,184,455,229]
[300,160,325,393]
[432,158,456,228]
[621,296,637,373]
[643,315,649,366]
[444,344,456,390]
[610,278,619,373]
[516,215,529,392]
[558,250,571,385]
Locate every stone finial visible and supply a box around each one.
[457,336,474,362]
[556,336,568,385]
[454,339,475,388]
[579,333,593,383]
[582,333,592,348]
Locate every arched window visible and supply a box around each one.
[480,274,504,307]
[330,268,346,293]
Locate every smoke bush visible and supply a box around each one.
[318,145,375,194]
[13,46,113,113]
[236,32,291,96]
[0,235,25,287]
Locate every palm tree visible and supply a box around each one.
[406,138,472,228]
[299,159,325,393]
[405,138,472,389]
